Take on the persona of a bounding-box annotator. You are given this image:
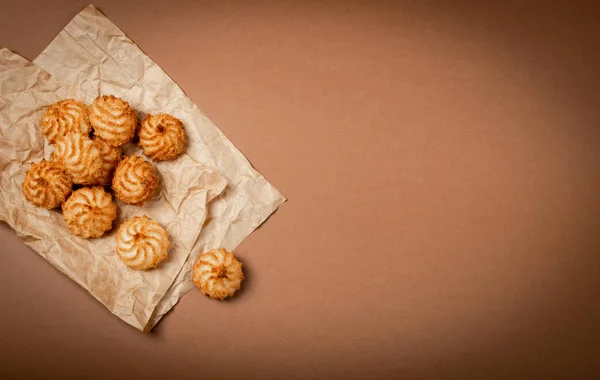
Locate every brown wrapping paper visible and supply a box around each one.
[1,5,285,331]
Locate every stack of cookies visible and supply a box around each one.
[22,96,244,299]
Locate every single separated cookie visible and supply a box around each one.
[193,248,244,300]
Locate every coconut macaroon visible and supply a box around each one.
[138,113,187,161]
[116,216,170,270]
[22,159,72,209]
[193,248,244,300]
[62,187,117,238]
[112,155,158,206]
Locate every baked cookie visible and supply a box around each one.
[52,132,104,185]
[192,248,244,300]
[93,137,122,186]
[138,114,187,160]
[22,159,72,209]
[62,187,117,238]
[115,216,170,270]
[41,99,91,144]
[112,155,158,206]
[88,95,137,147]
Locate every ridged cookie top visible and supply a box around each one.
[116,216,170,270]
[62,187,117,238]
[112,155,158,206]
[88,95,137,147]
[52,132,103,185]
[138,114,187,161]
[41,99,92,144]
[93,137,122,186]
[22,159,72,209]
[193,248,244,300]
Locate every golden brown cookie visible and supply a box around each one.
[112,155,158,206]
[88,95,137,147]
[93,137,122,186]
[116,216,170,270]
[41,99,92,144]
[52,132,104,185]
[193,248,244,300]
[138,114,187,161]
[62,187,117,238]
[22,159,72,209]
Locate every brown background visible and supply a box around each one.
[1,1,599,379]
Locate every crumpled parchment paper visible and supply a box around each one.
[0,48,228,330]
[1,5,285,331]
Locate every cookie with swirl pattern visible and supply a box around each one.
[193,248,244,300]
[41,99,92,144]
[52,132,104,185]
[138,114,187,161]
[62,187,117,238]
[88,95,137,147]
[93,137,122,186]
[116,216,170,270]
[22,159,72,209]
[112,155,158,206]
